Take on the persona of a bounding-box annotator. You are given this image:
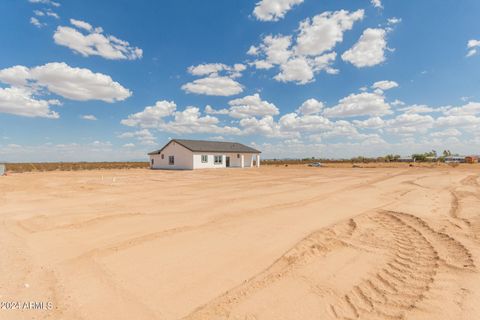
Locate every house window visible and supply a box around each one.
[169,156,175,165]
[201,155,208,163]
[161,154,164,159]
[214,155,223,164]
[237,154,240,158]
[151,159,154,165]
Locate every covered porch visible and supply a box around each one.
[225,153,260,168]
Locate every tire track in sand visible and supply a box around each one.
[184,211,476,320]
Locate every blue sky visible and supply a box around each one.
[1,0,480,161]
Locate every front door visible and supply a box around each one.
[226,156,230,167]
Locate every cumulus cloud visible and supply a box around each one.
[436,115,480,128]
[30,17,46,28]
[372,80,398,91]
[0,87,59,118]
[181,76,243,96]
[187,63,245,78]
[239,116,286,137]
[466,39,480,57]
[353,117,385,129]
[295,10,364,56]
[371,0,383,9]
[324,92,391,117]
[228,93,279,118]
[182,63,245,96]
[29,0,60,6]
[430,128,462,138]
[54,19,143,60]
[0,62,130,118]
[248,10,363,84]
[28,63,131,102]
[121,100,241,135]
[273,57,314,84]
[118,129,156,145]
[253,0,304,21]
[296,98,324,115]
[443,102,480,116]
[121,100,177,128]
[342,28,388,68]
[387,17,402,25]
[386,113,435,134]
[279,112,331,133]
[81,114,97,121]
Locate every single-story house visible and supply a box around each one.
[148,139,261,170]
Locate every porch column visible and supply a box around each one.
[256,154,260,167]
[241,154,244,168]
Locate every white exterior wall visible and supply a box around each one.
[149,142,260,170]
[192,153,226,169]
[149,141,193,170]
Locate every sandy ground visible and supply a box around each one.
[1,166,480,319]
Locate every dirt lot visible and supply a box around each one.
[1,166,480,319]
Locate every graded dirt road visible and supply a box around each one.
[1,166,480,319]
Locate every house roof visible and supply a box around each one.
[148,139,261,155]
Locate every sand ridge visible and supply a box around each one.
[0,166,479,319]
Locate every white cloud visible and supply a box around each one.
[54,19,143,60]
[46,10,59,19]
[279,112,332,133]
[371,0,383,9]
[324,92,391,117]
[121,100,241,135]
[386,113,435,134]
[274,57,314,84]
[372,80,398,91]
[81,114,97,121]
[239,116,284,137]
[0,62,131,118]
[387,17,402,25]
[28,62,131,102]
[296,98,324,115]
[181,76,243,96]
[342,28,388,68]
[0,63,130,118]
[430,128,462,138]
[122,143,135,148]
[182,62,246,96]
[295,10,364,56]
[399,104,437,114]
[29,0,60,7]
[35,9,59,19]
[118,129,156,145]
[30,17,46,28]
[466,39,480,57]
[205,105,229,115]
[255,35,293,65]
[0,87,59,118]
[70,19,93,31]
[228,93,279,118]
[187,63,246,78]
[353,117,385,129]
[121,100,177,127]
[436,115,480,128]
[249,10,363,84]
[444,102,480,116]
[253,0,304,22]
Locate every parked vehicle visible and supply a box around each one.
[308,162,322,167]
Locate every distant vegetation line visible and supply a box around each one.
[5,162,150,173]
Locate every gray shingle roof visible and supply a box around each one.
[148,139,261,155]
